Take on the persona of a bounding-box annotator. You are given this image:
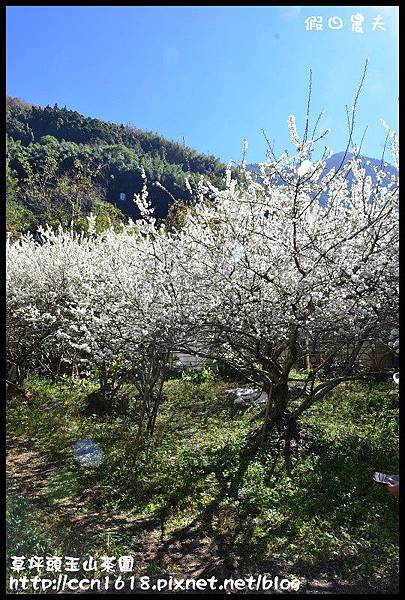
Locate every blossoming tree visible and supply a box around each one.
[167,115,398,450]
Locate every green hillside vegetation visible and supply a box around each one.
[6,96,230,235]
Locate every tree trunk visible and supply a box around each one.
[261,380,289,438]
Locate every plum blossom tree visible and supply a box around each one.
[6,179,192,437]
[64,193,193,436]
[167,113,398,450]
[6,225,89,386]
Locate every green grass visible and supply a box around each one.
[7,375,398,592]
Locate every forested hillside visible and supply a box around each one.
[6,96,229,235]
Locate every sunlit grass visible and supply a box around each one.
[7,375,398,592]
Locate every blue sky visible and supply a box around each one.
[6,6,398,164]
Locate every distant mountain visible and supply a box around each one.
[247,152,398,205]
[322,151,397,182]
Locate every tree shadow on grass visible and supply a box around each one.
[147,431,398,593]
[147,438,265,585]
[7,423,398,594]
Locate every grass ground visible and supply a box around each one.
[6,374,399,593]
